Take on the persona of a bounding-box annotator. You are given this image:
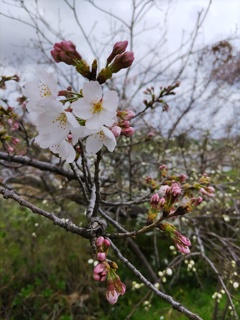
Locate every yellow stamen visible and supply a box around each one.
[52,113,67,129]
[38,83,51,97]
[91,99,103,114]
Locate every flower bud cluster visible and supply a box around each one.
[159,222,191,254]
[148,166,215,223]
[143,82,180,112]
[23,40,135,162]
[0,104,20,153]
[97,41,134,84]
[111,109,135,138]
[93,237,126,305]
[51,41,82,65]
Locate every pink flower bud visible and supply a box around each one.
[179,174,187,183]
[159,197,166,206]
[93,273,100,281]
[174,231,191,246]
[117,109,135,120]
[147,131,155,138]
[7,146,14,153]
[199,186,215,197]
[96,236,105,247]
[11,137,20,145]
[107,41,128,65]
[67,134,72,142]
[106,277,126,304]
[94,262,106,274]
[150,193,160,208]
[113,41,128,55]
[159,185,171,196]
[120,120,130,128]
[191,196,203,206]
[103,239,111,250]
[110,52,134,73]
[175,242,191,254]
[159,164,168,170]
[111,125,121,138]
[171,182,181,197]
[106,288,119,304]
[51,40,82,66]
[97,252,106,262]
[121,127,135,137]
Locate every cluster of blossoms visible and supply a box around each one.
[0,103,20,153]
[0,75,21,153]
[93,236,126,304]
[23,40,135,162]
[146,165,215,254]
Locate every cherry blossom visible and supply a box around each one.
[23,71,59,121]
[71,81,119,130]
[34,100,80,147]
[86,126,116,154]
[49,140,76,163]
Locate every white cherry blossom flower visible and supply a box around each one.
[34,100,80,147]
[50,140,76,163]
[86,126,116,154]
[23,71,59,121]
[71,81,118,130]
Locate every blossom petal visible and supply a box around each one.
[99,110,116,127]
[86,134,103,153]
[71,98,93,119]
[59,140,76,162]
[85,113,104,130]
[103,90,119,111]
[104,136,116,152]
[106,290,119,305]
[83,81,102,101]
[65,111,80,128]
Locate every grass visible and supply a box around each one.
[0,199,239,320]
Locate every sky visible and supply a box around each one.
[0,0,240,136]
[0,0,239,66]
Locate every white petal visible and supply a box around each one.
[50,143,60,153]
[86,134,103,153]
[59,140,76,163]
[38,70,58,97]
[23,81,40,101]
[104,136,116,152]
[103,90,119,111]
[35,133,52,148]
[71,98,93,119]
[65,111,80,128]
[99,111,115,127]
[85,113,103,130]
[102,126,116,139]
[83,81,102,101]
[71,126,90,144]
[0,99,8,110]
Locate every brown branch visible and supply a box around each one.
[0,152,76,180]
[110,239,203,320]
[0,187,92,239]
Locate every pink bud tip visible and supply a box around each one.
[121,127,135,137]
[96,236,105,247]
[111,125,121,137]
[97,252,106,262]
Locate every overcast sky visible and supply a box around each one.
[0,0,240,136]
[0,0,239,68]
